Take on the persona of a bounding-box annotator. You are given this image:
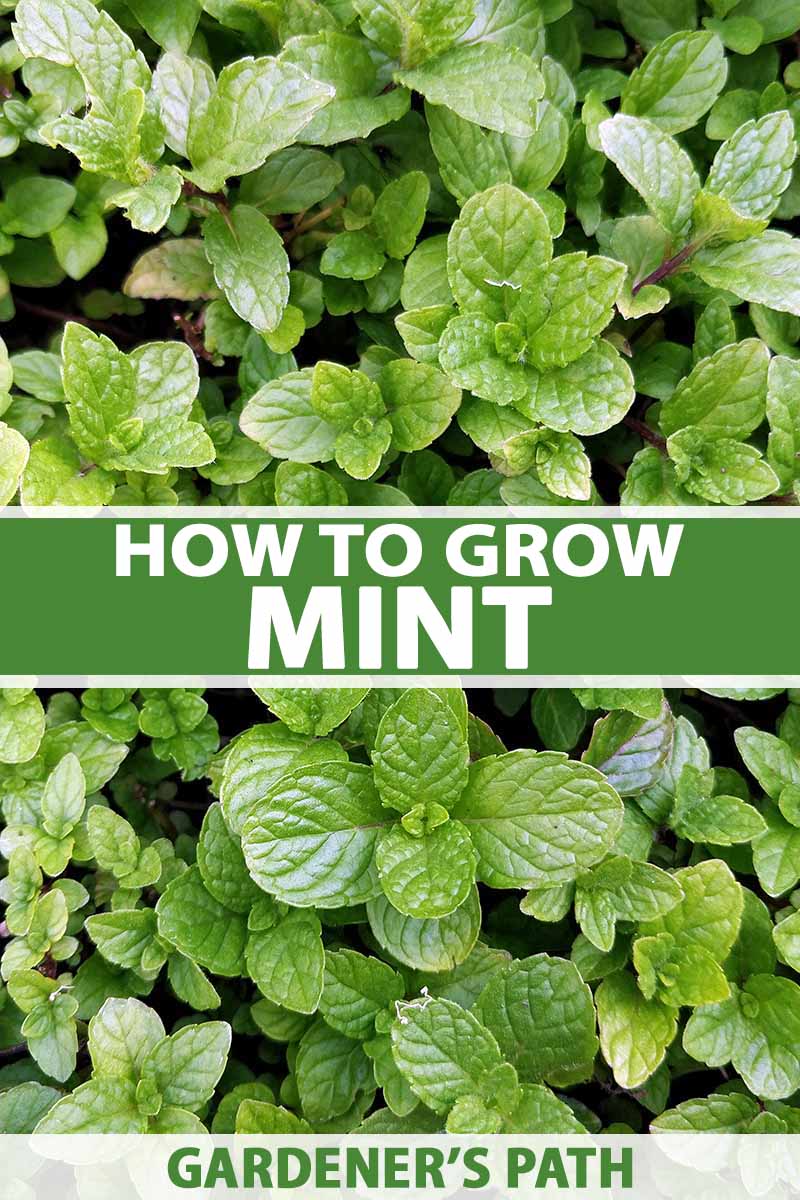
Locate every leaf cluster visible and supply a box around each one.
[1,1,800,506]
[3,684,800,1134]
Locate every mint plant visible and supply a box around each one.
[0,3,799,506]
[2,685,800,1134]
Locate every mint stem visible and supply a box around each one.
[632,242,697,295]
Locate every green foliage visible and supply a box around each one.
[0,1,798,506]
[2,685,800,1133]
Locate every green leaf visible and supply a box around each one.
[373,172,430,261]
[524,253,627,371]
[88,997,164,1082]
[670,764,767,844]
[156,865,248,976]
[621,31,727,134]
[474,954,598,1085]
[241,761,391,907]
[86,908,163,972]
[514,340,636,437]
[321,948,404,1040]
[220,721,345,834]
[295,1017,373,1122]
[453,749,624,888]
[240,370,338,464]
[660,339,770,441]
[141,1020,231,1110]
[235,1099,312,1134]
[447,185,552,318]
[774,909,800,970]
[599,115,701,236]
[767,355,800,490]
[113,166,183,234]
[0,422,30,508]
[531,688,587,753]
[197,802,261,913]
[652,1091,760,1132]
[692,232,800,316]
[372,689,469,815]
[2,176,76,239]
[0,691,45,764]
[239,147,344,214]
[752,801,800,896]
[124,239,219,301]
[668,430,779,504]
[186,58,335,193]
[0,1081,60,1134]
[321,231,386,281]
[703,113,797,227]
[684,975,800,1099]
[203,205,289,335]
[617,0,699,49]
[596,970,677,1088]
[33,1076,146,1133]
[41,752,85,839]
[379,359,461,452]
[254,687,370,735]
[376,821,477,919]
[391,995,506,1114]
[582,702,674,797]
[397,44,543,137]
[367,888,481,972]
[62,324,213,473]
[634,860,743,1007]
[735,727,800,799]
[352,0,475,65]
[126,0,201,52]
[246,910,325,1014]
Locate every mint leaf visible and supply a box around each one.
[453,750,624,888]
[684,975,800,1100]
[203,205,290,334]
[660,339,770,440]
[185,58,334,193]
[596,971,677,1088]
[241,762,390,907]
[474,954,598,1085]
[397,45,544,137]
[621,31,728,134]
[600,115,701,236]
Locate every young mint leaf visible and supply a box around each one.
[692,231,800,315]
[376,821,477,919]
[659,338,770,440]
[766,355,800,490]
[684,975,800,1099]
[295,1017,373,1122]
[372,689,469,815]
[448,184,552,318]
[391,995,507,1114]
[155,864,248,976]
[670,764,767,844]
[220,721,346,834]
[596,970,677,1089]
[197,802,261,913]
